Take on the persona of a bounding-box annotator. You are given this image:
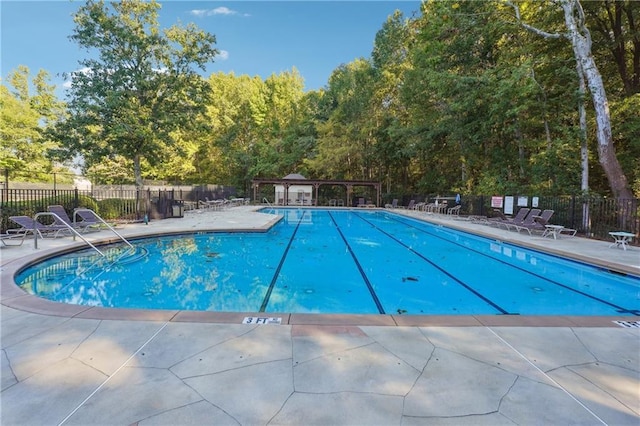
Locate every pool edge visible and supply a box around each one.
[2,209,638,327]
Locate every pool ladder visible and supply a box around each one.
[263,197,273,208]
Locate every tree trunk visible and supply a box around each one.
[133,153,147,221]
[133,154,144,189]
[576,60,588,194]
[576,59,591,234]
[561,0,633,199]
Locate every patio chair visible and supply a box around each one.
[422,203,437,212]
[9,215,69,239]
[74,209,109,230]
[504,208,541,231]
[434,202,449,214]
[486,208,530,228]
[385,199,399,209]
[0,232,28,246]
[405,200,415,209]
[512,209,554,235]
[447,205,461,215]
[49,205,99,233]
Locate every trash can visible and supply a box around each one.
[171,200,184,218]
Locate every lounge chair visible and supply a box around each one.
[385,199,399,209]
[504,208,541,231]
[204,197,225,210]
[422,202,437,212]
[0,232,28,246]
[486,208,530,228]
[74,209,108,230]
[405,200,415,210]
[447,205,461,215]
[9,215,69,239]
[48,205,99,233]
[513,209,554,235]
[434,202,449,214]
[357,198,365,207]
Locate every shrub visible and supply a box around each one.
[97,198,137,220]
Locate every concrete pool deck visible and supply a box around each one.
[1,206,639,425]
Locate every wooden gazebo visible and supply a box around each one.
[251,175,381,207]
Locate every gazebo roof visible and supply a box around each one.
[283,173,306,180]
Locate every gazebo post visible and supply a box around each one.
[284,183,290,206]
[313,183,320,206]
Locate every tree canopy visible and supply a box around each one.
[2,0,638,199]
[51,0,218,187]
[0,66,66,181]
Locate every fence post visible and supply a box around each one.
[569,195,575,230]
[74,188,79,210]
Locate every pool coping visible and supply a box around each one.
[2,208,638,328]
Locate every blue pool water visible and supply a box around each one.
[15,209,640,315]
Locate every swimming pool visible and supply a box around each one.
[14,208,640,316]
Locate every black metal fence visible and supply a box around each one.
[396,193,638,244]
[0,187,236,232]
[2,188,638,244]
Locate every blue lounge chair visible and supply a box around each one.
[49,205,100,233]
[9,215,69,239]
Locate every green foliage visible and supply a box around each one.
[85,156,134,184]
[51,0,218,187]
[97,198,136,219]
[190,70,313,192]
[1,195,98,223]
[0,66,66,180]
[10,0,637,198]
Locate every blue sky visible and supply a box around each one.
[1,1,422,96]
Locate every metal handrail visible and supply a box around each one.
[263,197,273,208]
[73,208,134,249]
[33,212,105,256]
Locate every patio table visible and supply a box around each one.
[608,231,635,251]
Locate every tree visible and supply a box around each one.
[307,59,376,181]
[509,0,633,199]
[0,66,65,180]
[370,11,415,195]
[52,0,218,188]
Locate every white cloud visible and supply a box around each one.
[217,50,229,61]
[212,7,235,15]
[190,7,245,17]
[63,67,92,88]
